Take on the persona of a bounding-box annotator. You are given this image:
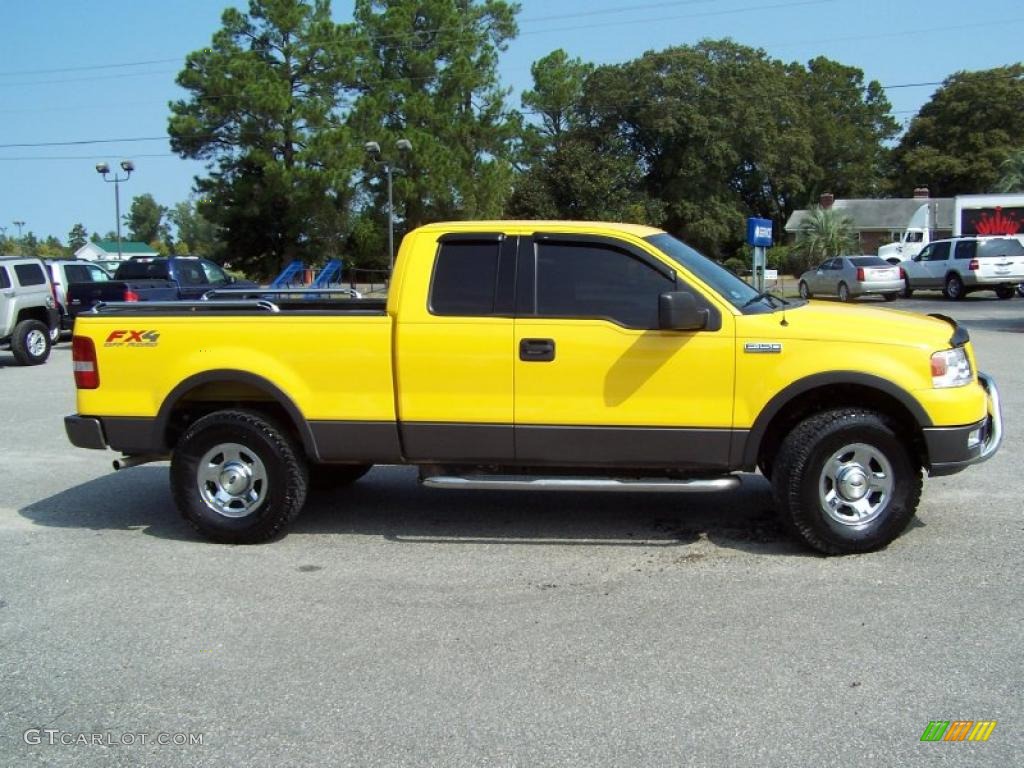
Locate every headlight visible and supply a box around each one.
[931,347,973,388]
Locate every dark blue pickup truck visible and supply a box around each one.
[66,257,255,319]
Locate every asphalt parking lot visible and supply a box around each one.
[1,293,1022,767]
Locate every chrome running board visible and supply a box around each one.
[420,475,740,493]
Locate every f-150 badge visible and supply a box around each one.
[744,342,782,354]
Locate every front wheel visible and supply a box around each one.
[995,284,1014,300]
[837,282,851,302]
[798,281,811,299]
[771,409,921,555]
[944,273,965,300]
[171,410,309,543]
[11,319,51,365]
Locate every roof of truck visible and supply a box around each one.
[415,221,665,238]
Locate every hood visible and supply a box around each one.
[739,301,962,352]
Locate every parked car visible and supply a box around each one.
[45,259,112,338]
[66,256,255,319]
[798,256,903,302]
[902,236,1024,300]
[0,257,60,365]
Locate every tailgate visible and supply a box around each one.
[975,255,1024,280]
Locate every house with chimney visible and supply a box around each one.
[785,189,954,256]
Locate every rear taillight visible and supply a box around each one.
[899,267,906,279]
[856,268,865,281]
[968,259,979,271]
[123,289,140,302]
[72,335,99,389]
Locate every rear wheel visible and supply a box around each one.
[837,282,851,302]
[995,284,1014,300]
[771,409,921,555]
[901,279,914,299]
[171,410,308,543]
[798,281,811,299]
[944,273,965,300]
[11,319,51,366]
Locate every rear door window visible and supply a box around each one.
[0,267,9,289]
[430,239,501,316]
[13,263,46,286]
[954,241,977,260]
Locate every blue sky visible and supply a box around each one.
[2,0,1022,242]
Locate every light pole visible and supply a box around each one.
[95,160,135,260]
[13,220,25,239]
[364,139,412,273]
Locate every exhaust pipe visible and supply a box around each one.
[112,454,168,471]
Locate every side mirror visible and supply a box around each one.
[659,291,707,331]
[912,254,922,262]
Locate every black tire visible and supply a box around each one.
[837,282,851,302]
[901,279,913,299]
[771,409,922,555]
[995,284,1014,300]
[11,319,51,366]
[309,463,373,490]
[883,292,898,302]
[170,410,308,544]
[944,273,965,300]
[798,281,811,299]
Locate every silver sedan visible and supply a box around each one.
[798,256,904,302]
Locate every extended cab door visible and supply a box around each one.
[394,233,518,462]
[513,234,736,470]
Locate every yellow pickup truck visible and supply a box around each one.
[65,221,1002,554]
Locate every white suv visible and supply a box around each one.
[0,258,60,365]
[902,236,1024,300]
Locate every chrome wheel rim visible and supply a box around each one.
[27,329,47,357]
[799,283,809,299]
[838,284,849,301]
[818,442,893,527]
[49,325,60,343]
[947,278,961,298]
[197,442,268,518]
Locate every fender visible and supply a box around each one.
[156,369,317,457]
[739,371,932,468]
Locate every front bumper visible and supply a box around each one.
[923,372,1003,476]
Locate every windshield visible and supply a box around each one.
[645,233,765,311]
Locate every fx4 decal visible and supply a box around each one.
[105,330,160,347]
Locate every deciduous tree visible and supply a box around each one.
[891,65,1024,196]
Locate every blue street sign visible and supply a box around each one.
[746,217,773,247]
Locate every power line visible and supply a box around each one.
[0,58,182,77]
[0,153,176,162]
[0,137,169,149]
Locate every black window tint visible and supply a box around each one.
[176,261,208,286]
[850,257,889,267]
[536,242,674,329]
[430,240,500,316]
[64,264,92,283]
[14,263,46,286]
[931,242,951,261]
[979,238,1024,257]
[954,241,977,260]
[114,261,165,279]
[0,267,9,289]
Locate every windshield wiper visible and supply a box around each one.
[742,291,787,309]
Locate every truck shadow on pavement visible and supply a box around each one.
[18,465,876,557]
